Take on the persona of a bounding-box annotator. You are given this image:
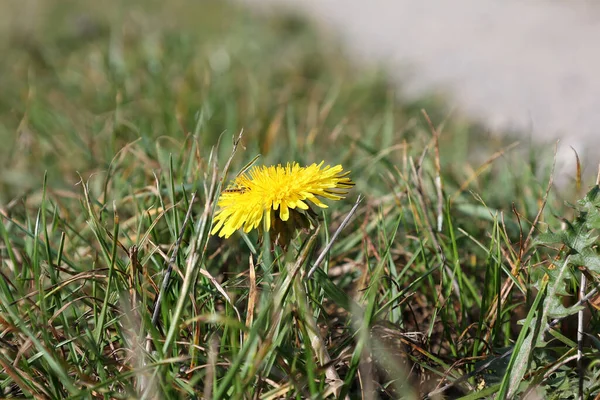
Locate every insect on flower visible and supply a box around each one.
[211,161,354,244]
[222,186,248,194]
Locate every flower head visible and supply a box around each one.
[211,161,354,239]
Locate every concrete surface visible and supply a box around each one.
[240,0,600,173]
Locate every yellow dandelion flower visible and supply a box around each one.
[211,161,354,239]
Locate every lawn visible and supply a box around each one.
[1,0,599,399]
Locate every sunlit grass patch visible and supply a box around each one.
[1,0,599,399]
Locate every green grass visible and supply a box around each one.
[1,1,599,398]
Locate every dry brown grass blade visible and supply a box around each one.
[421,109,444,232]
[570,146,582,193]
[245,254,257,342]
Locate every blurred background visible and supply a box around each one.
[242,0,600,160]
[0,0,594,205]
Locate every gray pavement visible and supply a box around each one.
[240,0,600,173]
